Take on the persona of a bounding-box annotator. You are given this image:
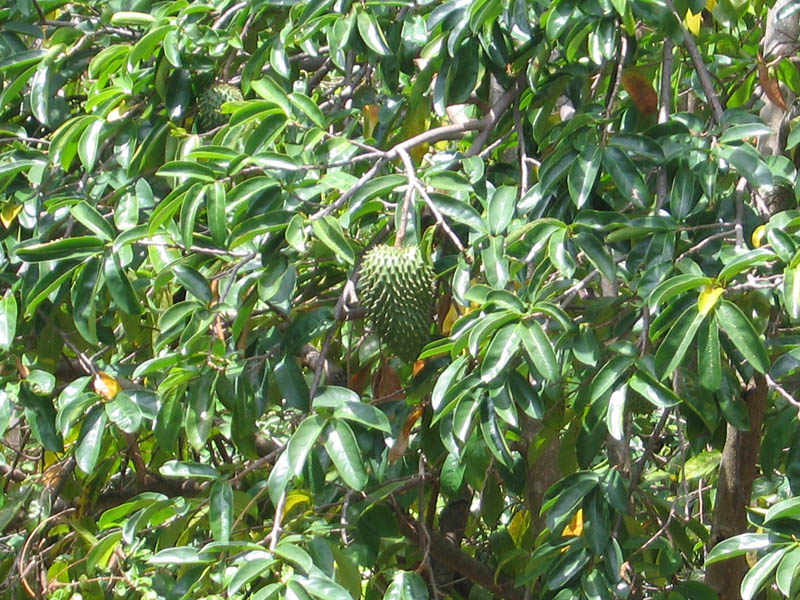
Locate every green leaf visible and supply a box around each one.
[207,181,227,246]
[186,373,216,451]
[741,547,787,600]
[714,143,773,187]
[567,144,601,208]
[356,11,392,56]
[78,118,105,172]
[289,92,325,128]
[287,415,326,477]
[149,547,214,565]
[104,253,143,315]
[333,401,391,433]
[603,145,651,207]
[157,161,217,183]
[606,384,626,441]
[784,264,800,320]
[251,76,292,117]
[654,305,705,379]
[718,249,774,283]
[488,185,517,235]
[776,546,800,596]
[228,559,277,596]
[383,571,429,600]
[590,356,635,402]
[16,236,106,262]
[519,320,559,381]
[574,231,616,281]
[159,460,220,480]
[698,315,722,391]
[720,123,772,144]
[105,393,142,434]
[296,575,353,600]
[75,404,107,474]
[628,369,681,407]
[311,216,355,265]
[323,419,368,490]
[0,293,17,352]
[765,496,800,523]
[209,480,233,542]
[480,322,522,383]
[72,257,100,345]
[706,533,772,565]
[173,265,212,304]
[716,300,770,373]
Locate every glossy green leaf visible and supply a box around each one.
[716,300,770,373]
[75,404,107,474]
[104,253,143,315]
[480,323,522,383]
[654,305,705,379]
[209,480,233,542]
[16,236,106,262]
[311,216,355,265]
[698,315,722,391]
[567,144,601,208]
[706,533,772,565]
[356,11,391,55]
[740,547,787,600]
[519,320,559,381]
[323,419,368,490]
[0,293,17,352]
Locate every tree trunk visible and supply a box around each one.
[704,374,767,599]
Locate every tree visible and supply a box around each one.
[2,0,800,598]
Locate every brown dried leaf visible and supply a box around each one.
[758,59,788,110]
[348,365,371,395]
[372,360,404,402]
[621,70,658,115]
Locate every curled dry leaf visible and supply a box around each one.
[388,403,426,463]
[758,58,788,111]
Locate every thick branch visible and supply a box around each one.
[396,510,525,600]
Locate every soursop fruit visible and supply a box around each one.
[197,83,243,130]
[359,244,436,362]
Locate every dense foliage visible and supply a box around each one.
[3,0,800,598]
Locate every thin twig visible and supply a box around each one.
[675,230,736,262]
[311,158,386,221]
[656,38,675,208]
[734,177,747,249]
[267,490,287,551]
[664,0,725,123]
[514,102,530,195]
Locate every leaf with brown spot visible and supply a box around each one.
[621,70,658,115]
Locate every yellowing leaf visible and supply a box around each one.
[752,225,767,248]
[685,10,702,35]
[442,303,459,335]
[281,490,311,521]
[706,0,716,9]
[1,203,22,228]
[508,509,531,548]
[562,508,584,537]
[362,104,379,139]
[697,285,724,316]
[93,371,121,401]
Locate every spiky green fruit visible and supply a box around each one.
[197,84,243,130]
[359,244,436,362]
